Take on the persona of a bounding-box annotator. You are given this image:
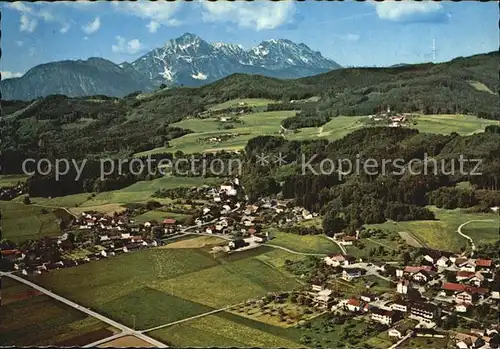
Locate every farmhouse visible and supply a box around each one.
[324,254,353,267]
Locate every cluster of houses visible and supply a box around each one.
[367,106,410,128]
[305,246,499,348]
[332,231,360,246]
[395,253,498,311]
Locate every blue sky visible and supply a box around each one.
[2,0,498,78]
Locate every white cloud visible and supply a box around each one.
[16,40,24,47]
[9,2,71,33]
[28,48,35,56]
[112,1,182,26]
[8,2,33,14]
[147,20,160,33]
[340,34,360,41]
[20,14,38,32]
[371,1,444,22]
[111,36,144,54]
[201,1,296,31]
[60,22,71,34]
[1,71,23,79]
[82,17,100,34]
[83,36,89,41]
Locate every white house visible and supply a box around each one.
[455,303,469,313]
[311,284,323,292]
[397,280,409,294]
[388,328,403,339]
[302,210,313,220]
[324,254,350,267]
[436,256,450,267]
[371,308,394,326]
[391,301,408,312]
[346,298,361,312]
[342,269,362,281]
[121,232,131,239]
[459,262,476,273]
[412,270,431,283]
[100,234,110,242]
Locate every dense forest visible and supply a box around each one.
[241,127,500,233]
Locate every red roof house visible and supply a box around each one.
[162,219,177,225]
[475,259,492,268]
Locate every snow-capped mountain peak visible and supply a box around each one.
[130,33,341,87]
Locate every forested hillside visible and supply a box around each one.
[241,126,500,232]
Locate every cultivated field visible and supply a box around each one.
[162,235,226,249]
[413,114,498,135]
[132,209,191,224]
[208,98,277,111]
[150,257,300,308]
[29,245,301,340]
[0,279,116,347]
[268,230,342,255]
[149,311,301,347]
[461,220,499,246]
[0,201,71,242]
[136,111,295,156]
[287,115,366,141]
[367,206,498,252]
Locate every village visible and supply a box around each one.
[1,178,499,349]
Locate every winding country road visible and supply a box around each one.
[325,236,347,254]
[0,272,168,348]
[457,219,495,252]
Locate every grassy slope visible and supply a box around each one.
[366,206,498,252]
[208,98,278,111]
[136,111,295,156]
[0,201,64,242]
[414,114,498,135]
[268,230,342,254]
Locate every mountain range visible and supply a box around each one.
[0,33,341,101]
